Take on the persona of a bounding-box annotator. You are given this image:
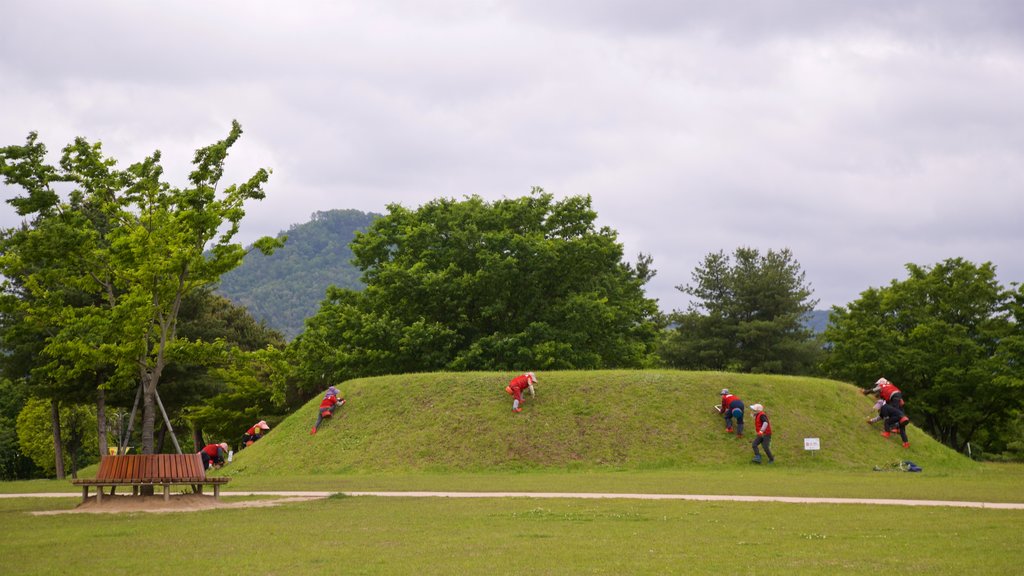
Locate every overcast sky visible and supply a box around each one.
[3,1,1022,312]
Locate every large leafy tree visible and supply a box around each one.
[0,122,281,457]
[291,190,661,386]
[661,247,821,374]
[823,258,1024,454]
[173,289,292,451]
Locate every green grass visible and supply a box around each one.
[5,463,1024,503]
[2,495,1021,575]
[226,370,973,478]
[4,370,1022,574]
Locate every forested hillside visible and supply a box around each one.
[217,209,379,339]
[804,309,830,334]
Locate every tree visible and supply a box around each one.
[661,247,821,374]
[15,397,97,478]
[823,258,1024,454]
[290,190,662,387]
[173,289,291,450]
[0,378,42,480]
[0,122,282,458]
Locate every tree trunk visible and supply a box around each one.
[68,443,79,480]
[141,375,156,455]
[50,399,65,480]
[192,424,204,453]
[96,387,108,457]
[140,375,157,496]
[157,420,166,453]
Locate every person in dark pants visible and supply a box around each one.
[718,389,745,436]
[199,442,229,470]
[310,386,345,435]
[879,403,911,448]
[750,404,774,464]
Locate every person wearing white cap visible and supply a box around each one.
[862,377,904,408]
[749,404,774,464]
[199,442,230,470]
[242,420,271,447]
[505,372,538,413]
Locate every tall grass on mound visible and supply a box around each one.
[225,370,973,477]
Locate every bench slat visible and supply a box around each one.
[114,455,129,482]
[75,454,230,486]
[97,455,115,480]
[189,454,204,481]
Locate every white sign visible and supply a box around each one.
[803,438,821,451]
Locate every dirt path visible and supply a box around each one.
[8,491,1024,511]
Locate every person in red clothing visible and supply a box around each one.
[749,404,774,464]
[310,386,345,435]
[505,372,537,413]
[863,377,904,408]
[199,442,229,470]
[242,420,270,447]
[879,403,911,448]
[717,389,745,436]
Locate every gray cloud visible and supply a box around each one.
[3,0,1022,314]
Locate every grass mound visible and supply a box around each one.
[226,370,972,477]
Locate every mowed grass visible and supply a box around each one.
[227,370,972,478]
[4,463,1024,503]
[4,370,1023,574]
[2,494,1021,575]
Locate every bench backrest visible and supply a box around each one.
[95,454,207,483]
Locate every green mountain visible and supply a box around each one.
[803,309,831,334]
[225,370,970,477]
[217,209,380,339]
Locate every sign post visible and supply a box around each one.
[804,437,821,455]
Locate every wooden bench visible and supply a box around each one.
[72,454,230,504]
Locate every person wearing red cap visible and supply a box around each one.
[505,372,537,413]
[311,386,345,435]
[242,420,271,447]
[199,442,229,470]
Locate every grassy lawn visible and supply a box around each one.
[2,493,1021,575]
[6,463,1023,504]
[5,371,1021,573]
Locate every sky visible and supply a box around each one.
[2,1,1022,313]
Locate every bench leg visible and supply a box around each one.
[96,486,102,505]
[81,486,89,504]
[163,484,170,502]
[214,484,221,499]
